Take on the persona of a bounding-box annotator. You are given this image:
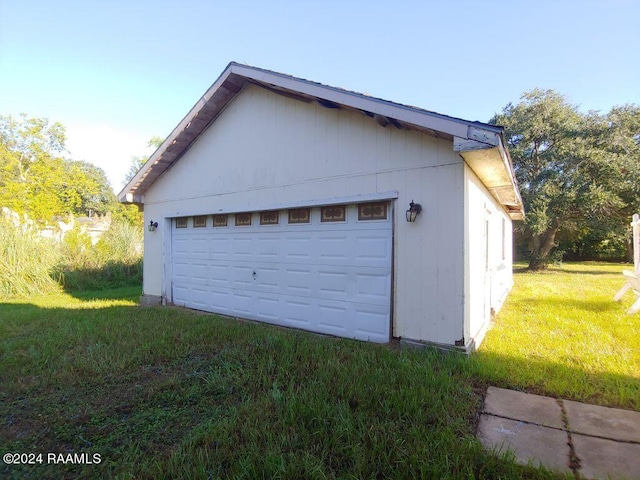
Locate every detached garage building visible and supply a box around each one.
[119,62,523,352]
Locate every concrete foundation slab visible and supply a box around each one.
[572,433,640,480]
[139,294,162,306]
[477,414,572,474]
[483,386,565,429]
[564,400,640,442]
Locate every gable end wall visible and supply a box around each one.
[143,84,466,345]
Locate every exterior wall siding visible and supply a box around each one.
[143,83,466,345]
[464,164,514,348]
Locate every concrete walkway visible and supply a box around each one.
[477,387,640,479]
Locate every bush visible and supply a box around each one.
[0,216,61,298]
[57,220,143,290]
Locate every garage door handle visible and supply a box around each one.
[252,271,257,280]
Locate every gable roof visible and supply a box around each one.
[118,62,523,219]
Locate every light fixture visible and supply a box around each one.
[405,200,422,223]
[148,220,159,232]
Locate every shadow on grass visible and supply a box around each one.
[519,296,620,313]
[554,269,623,276]
[513,267,622,276]
[470,348,640,411]
[56,261,142,299]
[69,284,142,302]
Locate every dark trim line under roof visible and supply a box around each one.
[118,62,523,218]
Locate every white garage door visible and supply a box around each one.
[171,202,392,343]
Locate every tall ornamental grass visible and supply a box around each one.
[57,220,143,290]
[0,216,143,297]
[0,216,61,298]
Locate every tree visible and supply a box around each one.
[0,114,114,222]
[123,135,163,185]
[492,90,638,269]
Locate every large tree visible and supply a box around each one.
[492,90,639,269]
[0,114,115,222]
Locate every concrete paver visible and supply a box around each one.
[564,399,640,442]
[483,386,565,429]
[572,433,640,480]
[477,414,572,474]
[478,387,640,480]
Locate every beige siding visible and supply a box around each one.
[144,83,467,345]
[464,165,514,348]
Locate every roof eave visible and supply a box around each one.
[118,62,522,213]
[454,133,524,219]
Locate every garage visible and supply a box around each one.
[171,202,393,343]
[120,63,523,350]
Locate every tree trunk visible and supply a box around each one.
[528,225,559,270]
[625,235,634,264]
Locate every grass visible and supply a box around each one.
[471,262,640,410]
[1,262,638,478]
[0,217,61,297]
[0,217,142,300]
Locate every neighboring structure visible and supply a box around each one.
[1,207,110,245]
[118,62,523,352]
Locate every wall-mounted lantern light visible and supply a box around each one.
[148,220,159,232]
[405,200,422,223]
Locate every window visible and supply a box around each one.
[260,210,279,225]
[321,205,346,222]
[194,215,207,228]
[235,213,252,226]
[288,208,310,224]
[213,215,228,227]
[358,202,387,220]
[176,217,188,229]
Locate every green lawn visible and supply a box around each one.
[1,263,638,479]
[472,262,640,410]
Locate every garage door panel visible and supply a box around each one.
[189,287,209,309]
[354,270,391,305]
[210,263,231,287]
[256,295,280,322]
[354,307,389,342]
[210,237,230,259]
[256,235,281,259]
[283,298,313,327]
[209,290,232,313]
[189,236,209,259]
[173,285,189,306]
[284,267,313,295]
[282,234,315,262]
[317,234,350,263]
[172,237,190,256]
[173,261,189,280]
[171,204,392,343]
[232,291,253,316]
[190,263,209,284]
[317,269,350,300]
[355,234,393,267]
[317,302,349,336]
[231,266,255,289]
[231,236,254,260]
[254,265,281,291]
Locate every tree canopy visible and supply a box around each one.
[0,114,115,222]
[492,90,640,269]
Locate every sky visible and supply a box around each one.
[1,0,638,193]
